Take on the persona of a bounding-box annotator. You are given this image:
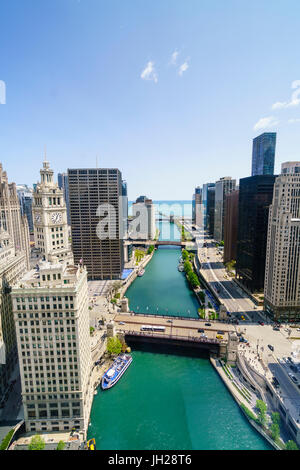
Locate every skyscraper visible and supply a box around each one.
[223,189,239,264]
[236,175,276,293]
[32,161,73,265]
[207,185,215,237]
[214,177,236,242]
[0,164,30,398]
[12,261,93,435]
[202,183,215,230]
[0,164,30,268]
[58,173,71,225]
[251,132,276,176]
[0,230,28,399]
[132,196,156,240]
[68,168,125,280]
[17,184,34,233]
[264,162,300,322]
[192,186,202,227]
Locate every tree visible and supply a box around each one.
[184,260,192,274]
[256,400,267,427]
[107,336,122,356]
[270,422,280,441]
[28,434,45,451]
[271,412,280,427]
[90,326,95,335]
[56,440,66,451]
[285,440,299,450]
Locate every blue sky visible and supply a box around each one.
[1,0,300,199]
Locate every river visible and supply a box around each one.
[87,206,271,450]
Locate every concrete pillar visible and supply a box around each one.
[226,332,238,364]
[219,304,227,321]
[121,297,129,313]
[106,321,116,338]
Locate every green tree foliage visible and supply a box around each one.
[198,291,205,303]
[28,434,45,451]
[182,249,189,261]
[107,336,122,356]
[256,400,267,427]
[184,260,192,274]
[187,272,200,289]
[0,429,14,450]
[270,422,280,441]
[271,412,280,427]
[147,245,155,254]
[90,326,95,335]
[56,440,66,451]
[285,440,299,450]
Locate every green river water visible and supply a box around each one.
[87,220,271,450]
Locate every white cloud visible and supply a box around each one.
[170,50,179,65]
[178,61,189,76]
[271,80,300,109]
[253,116,279,131]
[140,61,158,83]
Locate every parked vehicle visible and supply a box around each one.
[205,323,212,326]
[268,344,274,351]
[259,321,264,326]
[198,329,205,333]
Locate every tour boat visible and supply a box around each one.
[101,354,132,390]
[137,269,145,277]
[178,264,184,272]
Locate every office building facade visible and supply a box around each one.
[68,168,124,280]
[251,132,276,177]
[214,177,236,242]
[192,186,202,227]
[223,189,239,264]
[202,183,215,230]
[12,261,93,435]
[131,196,156,240]
[207,185,215,237]
[17,184,34,233]
[264,162,300,322]
[236,175,276,292]
[58,173,71,225]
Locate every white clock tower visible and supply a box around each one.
[33,159,73,264]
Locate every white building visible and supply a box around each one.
[131,196,156,240]
[12,261,93,436]
[33,160,73,265]
[0,230,28,397]
[264,162,300,322]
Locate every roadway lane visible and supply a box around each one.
[183,224,264,321]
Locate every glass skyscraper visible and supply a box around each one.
[251,132,276,176]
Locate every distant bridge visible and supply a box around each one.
[124,240,195,247]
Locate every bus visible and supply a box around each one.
[140,325,166,332]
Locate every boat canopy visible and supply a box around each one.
[106,369,115,378]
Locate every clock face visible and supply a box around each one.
[51,212,62,224]
[35,213,41,223]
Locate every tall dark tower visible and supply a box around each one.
[251,132,276,176]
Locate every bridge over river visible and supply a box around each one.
[114,313,234,355]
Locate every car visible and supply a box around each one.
[268,344,274,351]
[288,357,294,364]
[205,323,211,326]
[283,357,288,363]
[118,322,125,325]
[290,365,298,373]
[259,321,264,326]
[273,327,280,331]
[217,331,225,335]
[216,335,223,339]
[198,329,205,333]
[166,320,173,323]
[289,373,298,384]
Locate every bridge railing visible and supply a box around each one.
[123,330,220,344]
[128,312,224,323]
